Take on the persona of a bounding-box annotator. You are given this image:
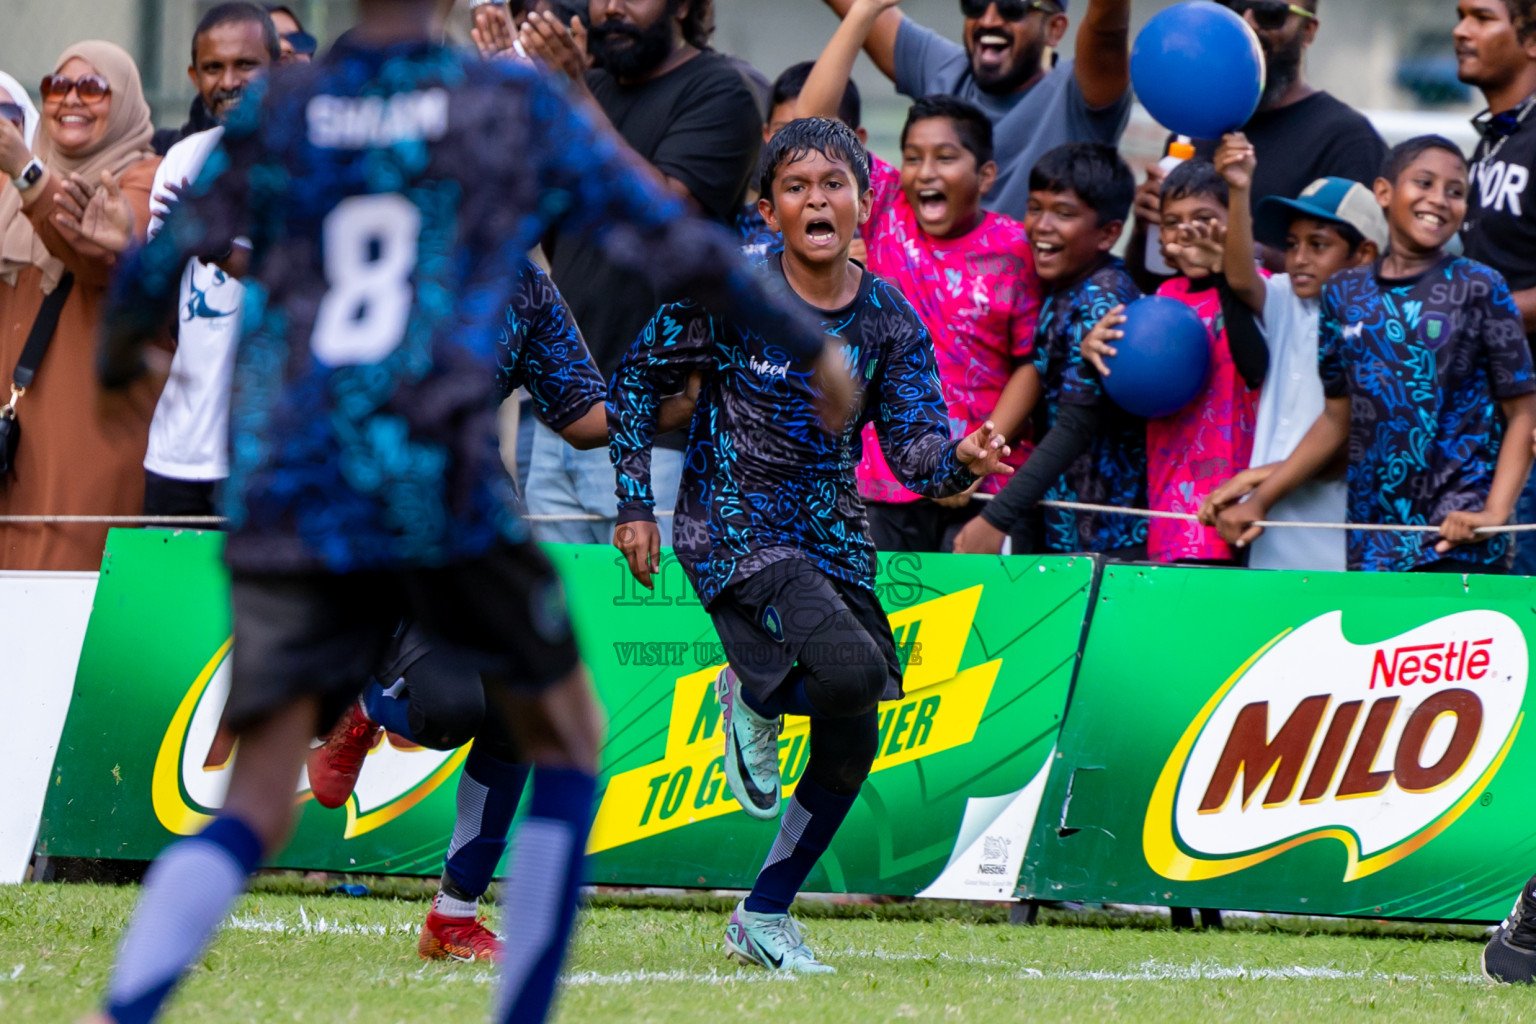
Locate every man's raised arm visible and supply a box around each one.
[1075,0,1132,109]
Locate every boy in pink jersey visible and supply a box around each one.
[1085,160,1266,563]
[801,0,1043,551]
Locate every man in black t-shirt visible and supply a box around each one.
[1458,0,1536,573]
[507,0,764,546]
[1129,0,1385,281]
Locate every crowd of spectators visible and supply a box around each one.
[1,0,1534,576]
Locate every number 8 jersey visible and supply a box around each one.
[105,33,822,574]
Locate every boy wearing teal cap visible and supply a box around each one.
[1199,133,1385,570]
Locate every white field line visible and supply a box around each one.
[218,915,1485,987]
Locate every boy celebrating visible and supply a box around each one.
[84,0,836,1020]
[800,0,1042,553]
[1084,159,1268,565]
[954,142,1146,557]
[1218,137,1536,573]
[1198,135,1387,572]
[609,118,1012,974]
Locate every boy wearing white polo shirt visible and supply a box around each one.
[1199,135,1386,571]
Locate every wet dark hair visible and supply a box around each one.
[759,117,871,200]
[195,2,281,64]
[900,94,994,167]
[770,61,862,128]
[1161,159,1230,210]
[1028,142,1135,225]
[1379,135,1467,185]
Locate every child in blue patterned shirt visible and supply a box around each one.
[1218,136,1536,573]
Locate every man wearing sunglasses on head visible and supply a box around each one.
[1129,0,1384,282]
[818,0,1131,221]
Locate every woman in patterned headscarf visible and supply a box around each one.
[0,41,163,570]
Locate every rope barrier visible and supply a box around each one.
[1036,500,1536,536]
[0,505,1527,537]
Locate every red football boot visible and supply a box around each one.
[306,701,382,809]
[418,908,503,963]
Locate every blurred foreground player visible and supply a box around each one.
[610,118,1014,974]
[306,258,699,963]
[83,0,837,1020]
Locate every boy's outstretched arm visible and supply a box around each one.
[1076,0,1133,109]
[1216,397,1349,548]
[802,0,901,121]
[818,0,904,81]
[1215,133,1265,313]
[953,402,1102,554]
[1437,393,1536,551]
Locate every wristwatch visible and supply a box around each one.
[469,0,503,8]
[11,158,43,192]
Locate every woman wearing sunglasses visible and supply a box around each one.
[817,0,1131,221]
[0,41,162,572]
[0,71,39,148]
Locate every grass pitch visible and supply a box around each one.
[1,878,1531,1023]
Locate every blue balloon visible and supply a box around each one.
[1101,296,1211,420]
[1131,2,1266,139]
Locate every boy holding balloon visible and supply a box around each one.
[1082,160,1269,565]
[953,142,1149,558]
[1216,136,1536,574]
[1197,134,1387,572]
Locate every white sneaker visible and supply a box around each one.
[725,901,835,974]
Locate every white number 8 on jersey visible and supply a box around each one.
[311,193,422,366]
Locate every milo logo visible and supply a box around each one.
[1144,611,1525,882]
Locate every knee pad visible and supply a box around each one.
[800,611,888,718]
[805,712,879,797]
[403,651,486,750]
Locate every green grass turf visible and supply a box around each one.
[2,879,1532,1023]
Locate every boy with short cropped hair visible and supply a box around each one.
[610,117,1012,973]
[800,0,1043,552]
[1218,136,1536,573]
[1198,133,1387,572]
[953,141,1147,557]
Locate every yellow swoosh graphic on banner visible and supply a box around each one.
[151,639,232,836]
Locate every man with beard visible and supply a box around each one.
[1130,0,1385,279]
[817,0,1131,221]
[140,2,279,519]
[476,0,762,548]
[1457,2,1536,579]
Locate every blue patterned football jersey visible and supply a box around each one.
[1033,258,1149,553]
[496,259,602,429]
[610,257,975,607]
[1319,257,1536,572]
[104,35,824,573]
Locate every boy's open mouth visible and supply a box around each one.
[917,189,950,222]
[805,219,838,245]
[1413,211,1447,230]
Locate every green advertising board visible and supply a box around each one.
[1019,564,1536,922]
[38,530,1090,898]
